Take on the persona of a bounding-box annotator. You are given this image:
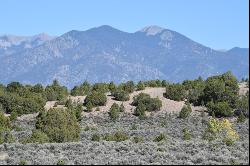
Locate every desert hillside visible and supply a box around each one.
[0,73,249,165]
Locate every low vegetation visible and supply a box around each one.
[179,103,192,119]
[35,108,80,143]
[132,93,162,117]
[84,91,107,107]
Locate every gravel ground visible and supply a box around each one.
[0,111,249,165]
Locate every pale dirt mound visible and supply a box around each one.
[239,82,249,96]
[68,96,86,103]
[71,88,187,116]
[44,87,205,116]
[16,112,39,121]
[44,101,57,111]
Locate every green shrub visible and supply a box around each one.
[91,134,101,142]
[57,159,65,165]
[144,80,162,87]
[35,108,80,143]
[72,104,82,121]
[84,91,107,107]
[182,128,191,140]
[201,72,239,108]
[108,103,120,121]
[71,81,91,96]
[112,89,129,101]
[207,101,233,117]
[136,81,145,91]
[0,111,11,130]
[134,102,146,117]
[10,111,18,121]
[237,112,246,123]
[19,160,27,165]
[120,103,125,112]
[164,84,186,101]
[92,83,109,93]
[183,79,205,105]
[20,129,49,144]
[85,102,93,112]
[45,80,68,101]
[30,84,44,94]
[103,131,129,142]
[153,133,167,142]
[0,92,45,115]
[122,81,135,93]
[65,99,73,109]
[236,92,249,117]
[6,82,24,94]
[132,93,151,106]
[179,103,192,119]
[0,112,15,144]
[108,81,116,92]
[0,129,15,144]
[161,80,169,87]
[132,93,162,115]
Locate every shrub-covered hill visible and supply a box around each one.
[0,72,249,165]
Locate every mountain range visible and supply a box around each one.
[0,25,248,88]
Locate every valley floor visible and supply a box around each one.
[0,83,249,165]
[0,112,249,165]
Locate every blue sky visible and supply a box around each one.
[0,0,248,49]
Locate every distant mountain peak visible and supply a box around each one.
[88,25,121,32]
[139,25,165,35]
[0,25,248,87]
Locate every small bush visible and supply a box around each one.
[65,99,73,109]
[179,103,192,119]
[112,89,129,101]
[92,83,109,93]
[35,108,80,143]
[10,111,18,121]
[237,112,246,123]
[83,125,96,131]
[136,81,145,91]
[84,91,107,107]
[91,134,101,142]
[132,93,162,116]
[120,103,125,112]
[203,118,239,145]
[207,101,233,117]
[103,131,129,142]
[134,102,146,117]
[57,159,65,165]
[164,84,186,101]
[72,104,82,121]
[95,107,100,112]
[0,130,15,144]
[0,111,11,130]
[19,159,27,165]
[20,130,49,144]
[153,133,167,142]
[85,102,93,112]
[108,103,120,121]
[182,128,191,140]
[121,81,135,93]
